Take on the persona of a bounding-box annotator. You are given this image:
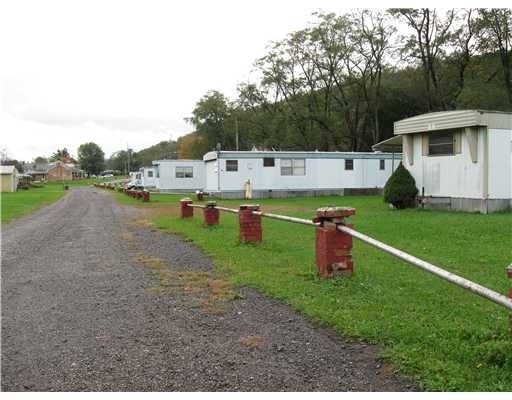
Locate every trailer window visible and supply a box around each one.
[147,170,153,178]
[281,159,305,176]
[379,159,385,170]
[226,160,238,172]
[345,159,354,170]
[176,166,193,178]
[428,132,454,155]
[263,158,275,167]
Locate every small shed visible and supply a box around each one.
[152,159,206,192]
[203,150,400,199]
[1,165,19,192]
[374,110,512,213]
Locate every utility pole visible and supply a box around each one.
[235,116,239,151]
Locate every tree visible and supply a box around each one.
[476,8,512,104]
[50,148,71,162]
[383,162,419,209]
[78,142,105,175]
[34,156,48,164]
[389,8,455,110]
[189,91,234,150]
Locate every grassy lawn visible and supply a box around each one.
[114,191,512,391]
[1,177,126,224]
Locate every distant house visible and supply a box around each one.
[1,165,19,192]
[46,161,84,181]
[23,162,49,181]
[373,110,512,213]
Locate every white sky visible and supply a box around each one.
[0,0,504,161]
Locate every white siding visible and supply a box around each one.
[403,127,512,200]
[141,167,157,187]
[155,160,205,191]
[487,128,512,199]
[206,154,398,192]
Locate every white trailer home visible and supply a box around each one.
[152,159,206,192]
[374,110,512,213]
[203,150,400,199]
[140,166,157,189]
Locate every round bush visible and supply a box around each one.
[383,162,418,209]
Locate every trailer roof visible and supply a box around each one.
[394,110,512,135]
[203,150,401,161]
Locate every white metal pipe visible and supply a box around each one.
[186,202,511,311]
[215,206,239,214]
[338,224,512,311]
[188,204,206,209]
[253,211,319,227]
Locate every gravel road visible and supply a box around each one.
[1,187,416,391]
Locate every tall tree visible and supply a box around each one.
[389,8,455,110]
[189,91,234,151]
[476,8,512,104]
[78,142,105,175]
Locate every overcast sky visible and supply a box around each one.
[0,0,498,161]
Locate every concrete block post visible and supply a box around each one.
[239,204,262,243]
[180,198,194,219]
[142,190,150,202]
[314,206,356,278]
[203,201,219,226]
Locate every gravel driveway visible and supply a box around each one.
[1,187,416,391]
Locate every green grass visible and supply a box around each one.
[0,177,127,223]
[114,192,512,391]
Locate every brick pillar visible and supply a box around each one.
[239,204,262,243]
[314,206,356,278]
[142,191,150,202]
[203,201,219,225]
[180,198,194,219]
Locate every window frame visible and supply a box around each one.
[226,160,238,172]
[175,166,194,178]
[379,159,385,170]
[345,159,354,171]
[147,170,153,178]
[263,157,275,167]
[280,158,306,176]
[428,132,454,156]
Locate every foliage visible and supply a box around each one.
[49,148,73,162]
[78,142,105,175]
[383,162,419,209]
[184,9,511,154]
[176,132,209,159]
[113,192,512,391]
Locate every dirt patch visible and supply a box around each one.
[239,335,264,348]
[145,268,240,316]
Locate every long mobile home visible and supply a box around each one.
[374,110,512,213]
[203,150,400,199]
[152,159,205,192]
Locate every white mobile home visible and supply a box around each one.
[152,159,205,192]
[140,166,157,188]
[203,150,400,199]
[374,110,512,213]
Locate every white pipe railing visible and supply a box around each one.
[185,202,512,311]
